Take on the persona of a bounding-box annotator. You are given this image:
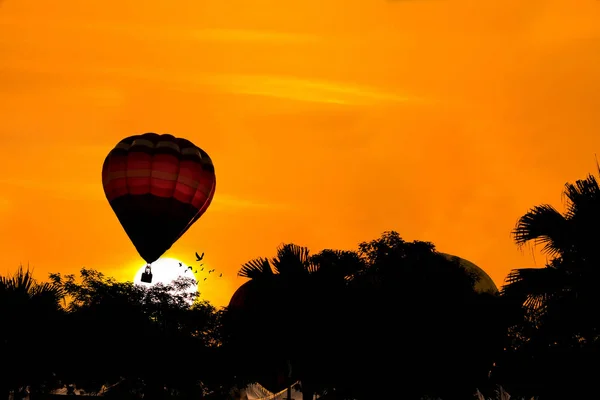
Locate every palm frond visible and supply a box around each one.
[502,267,564,296]
[310,249,365,279]
[271,243,311,276]
[0,265,34,293]
[0,265,65,314]
[238,258,273,279]
[563,175,600,223]
[512,204,569,256]
[502,267,565,324]
[473,386,538,400]
[563,174,600,204]
[307,259,319,274]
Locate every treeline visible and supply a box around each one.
[2,166,600,400]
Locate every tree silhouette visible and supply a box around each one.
[338,231,505,400]
[47,268,224,399]
[224,243,365,400]
[0,265,65,400]
[496,166,600,399]
[224,233,504,400]
[294,248,366,399]
[225,244,313,397]
[504,166,600,340]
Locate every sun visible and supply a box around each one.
[133,257,198,297]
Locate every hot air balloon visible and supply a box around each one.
[102,133,216,281]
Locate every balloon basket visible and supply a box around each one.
[141,265,153,283]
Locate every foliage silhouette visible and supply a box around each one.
[224,233,505,400]
[41,268,224,399]
[225,243,345,399]
[341,232,505,400]
[0,265,65,399]
[495,165,600,399]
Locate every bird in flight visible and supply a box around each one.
[200,267,204,271]
[178,262,182,267]
[188,266,193,271]
[219,273,222,278]
[204,277,207,281]
[196,252,204,261]
[194,269,198,273]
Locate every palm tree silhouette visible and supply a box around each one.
[0,265,65,399]
[496,166,600,399]
[231,243,364,400]
[234,244,310,396]
[502,165,600,343]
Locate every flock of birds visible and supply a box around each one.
[177,251,223,282]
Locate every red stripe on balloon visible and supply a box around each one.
[102,154,129,201]
[126,152,151,194]
[149,153,180,197]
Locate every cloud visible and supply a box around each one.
[208,74,426,105]
[1,48,424,107]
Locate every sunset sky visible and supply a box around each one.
[1,0,600,307]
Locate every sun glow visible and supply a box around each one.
[132,257,198,297]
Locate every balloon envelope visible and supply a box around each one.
[102,133,216,264]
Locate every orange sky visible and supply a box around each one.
[1,0,600,307]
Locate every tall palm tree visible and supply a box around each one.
[231,243,364,400]
[502,165,600,344]
[0,265,65,399]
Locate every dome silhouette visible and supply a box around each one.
[228,280,258,309]
[439,252,498,294]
